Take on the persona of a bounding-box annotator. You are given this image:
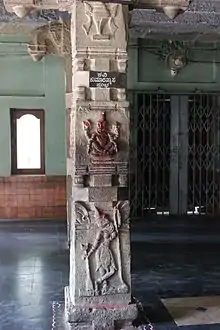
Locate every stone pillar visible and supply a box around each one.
[65,1,137,329]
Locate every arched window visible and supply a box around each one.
[11,109,45,174]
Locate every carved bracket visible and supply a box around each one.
[129,0,191,19]
[28,20,71,62]
[3,0,71,18]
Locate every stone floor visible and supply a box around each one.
[0,219,220,329]
[161,296,220,326]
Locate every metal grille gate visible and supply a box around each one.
[130,93,220,218]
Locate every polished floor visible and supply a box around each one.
[0,221,68,329]
[162,296,220,326]
[0,220,220,329]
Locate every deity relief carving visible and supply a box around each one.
[75,202,129,296]
[83,2,119,41]
[83,112,120,157]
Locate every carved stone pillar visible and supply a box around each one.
[65,1,137,329]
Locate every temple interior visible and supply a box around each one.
[0,0,220,329]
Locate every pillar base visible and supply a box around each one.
[64,286,138,330]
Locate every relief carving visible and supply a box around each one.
[83,2,119,41]
[85,206,117,296]
[74,175,84,186]
[75,86,86,101]
[76,202,94,294]
[156,41,188,77]
[28,20,70,62]
[83,112,120,157]
[75,202,91,226]
[119,174,128,187]
[77,202,129,296]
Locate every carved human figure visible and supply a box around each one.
[84,211,117,295]
[83,111,120,157]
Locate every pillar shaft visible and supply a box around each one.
[66,1,137,329]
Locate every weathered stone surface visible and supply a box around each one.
[88,187,118,202]
[72,1,128,52]
[74,107,130,170]
[65,2,137,328]
[28,20,71,61]
[54,300,142,330]
[69,201,131,304]
[90,174,113,187]
[65,286,138,329]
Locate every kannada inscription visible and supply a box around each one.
[89,71,126,89]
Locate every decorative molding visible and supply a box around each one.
[75,86,86,101]
[110,88,126,101]
[74,175,84,187]
[82,2,119,41]
[118,174,128,187]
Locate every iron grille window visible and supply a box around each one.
[187,94,220,215]
[130,92,220,218]
[11,109,45,175]
[130,93,171,218]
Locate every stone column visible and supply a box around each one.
[65,1,137,329]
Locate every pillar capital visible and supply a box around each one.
[71,1,128,54]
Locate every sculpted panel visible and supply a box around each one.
[75,201,129,298]
[83,111,120,158]
[73,107,129,172]
[28,20,70,61]
[83,2,119,41]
